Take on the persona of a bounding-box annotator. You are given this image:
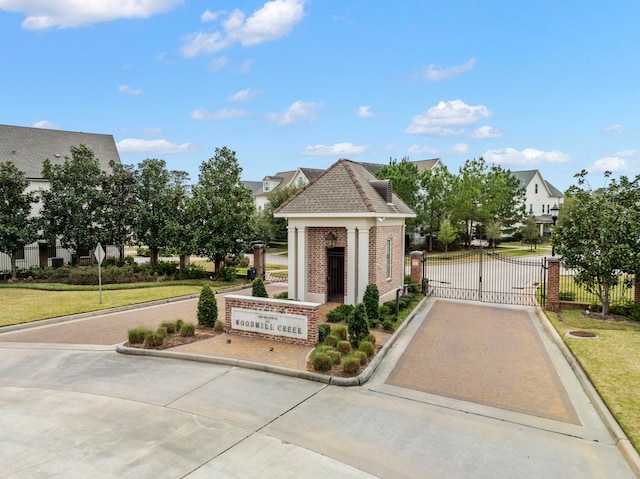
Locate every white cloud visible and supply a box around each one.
[357,106,374,118]
[405,99,491,136]
[237,59,254,74]
[143,127,162,136]
[614,149,638,158]
[604,124,625,134]
[407,143,469,156]
[267,100,320,125]
[32,120,58,129]
[0,0,183,30]
[209,56,228,71]
[228,87,261,102]
[118,84,142,96]
[201,9,219,23]
[181,0,306,57]
[190,108,248,120]
[116,138,194,154]
[302,142,368,156]
[592,156,629,172]
[416,58,476,82]
[483,147,572,165]
[470,125,502,139]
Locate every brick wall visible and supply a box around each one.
[547,258,560,311]
[307,227,348,297]
[369,225,404,299]
[224,295,319,347]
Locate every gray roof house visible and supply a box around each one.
[0,124,121,270]
[511,169,564,236]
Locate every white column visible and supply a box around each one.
[287,226,297,300]
[296,226,307,302]
[357,227,370,303]
[347,227,357,305]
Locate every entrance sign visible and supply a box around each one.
[231,307,308,340]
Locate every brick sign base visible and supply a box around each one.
[224,295,319,347]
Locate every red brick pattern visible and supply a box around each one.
[547,259,560,311]
[369,225,404,298]
[410,251,423,284]
[306,227,348,297]
[224,296,319,347]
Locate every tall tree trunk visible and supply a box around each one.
[10,252,17,280]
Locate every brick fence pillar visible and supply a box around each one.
[410,250,423,286]
[547,258,560,311]
[253,243,265,279]
[635,274,640,304]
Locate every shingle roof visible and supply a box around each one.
[511,169,564,197]
[242,180,263,194]
[275,159,416,217]
[0,124,120,179]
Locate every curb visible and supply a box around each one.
[536,308,640,478]
[117,295,431,388]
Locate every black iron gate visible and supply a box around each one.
[424,249,547,306]
[327,247,345,303]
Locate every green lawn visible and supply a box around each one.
[0,280,246,327]
[546,308,640,452]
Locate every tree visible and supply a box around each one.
[449,158,485,247]
[376,157,420,211]
[521,215,540,250]
[417,166,455,251]
[197,284,218,327]
[363,284,380,322]
[553,171,640,315]
[133,159,188,268]
[0,161,38,279]
[437,217,457,253]
[40,145,108,256]
[191,147,255,279]
[481,164,526,236]
[101,161,137,261]
[252,277,268,297]
[485,221,503,249]
[258,184,299,242]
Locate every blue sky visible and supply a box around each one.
[1,0,638,192]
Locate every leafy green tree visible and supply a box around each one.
[521,215,540,250]
[417,166,455,251]
[437,217,457,253]
[482,164,526,236]
[553,171,640,315]
[197,284,218,327]
[485,220,503,249]
[165,171,195,269]
[260,184,299,242]
[348,303,370,347]
[0,161,38,278]
[376,157,420,210]
[191,147,255,279]
[252,277,268,297]
[449,158,485,247]
[101,161,137,261]
[133,159,188,268]
[40,145,108,256]
[363,284,380,322]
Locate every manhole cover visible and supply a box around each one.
[566,330,598,339]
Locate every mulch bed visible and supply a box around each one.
[126,327,221,350]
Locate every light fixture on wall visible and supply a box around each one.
[325,231,337,249]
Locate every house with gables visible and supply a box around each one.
[274,159,415,305]
[0,124,121,270]
[511,170,564,236]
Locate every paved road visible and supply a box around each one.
[0,297,636,478]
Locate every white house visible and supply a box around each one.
[511,170,564,236]
[0,124,121,270]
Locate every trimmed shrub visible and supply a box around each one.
[354,350,368,365]
[213,319,225,332]
[559,291,575,301]
[366,333,377,346]
[273,291,288,300]
[324,334,339,347]
[342,357,360,374]
[128,327,152,344]
[252,277,268,297]
[383,300,397,311]
[358,340,375,358]
[328,350,342,365]
[348,303,370,347]
[337,340,352,355]
[175,319,184,331]
[318,323,331,343]
[180,322,196,337]
[363,284,380,322]
[368,319,380,329]
[333,325,348,341]
[220,266,237,282]
[156,326,168,339]
[407,282,420,294]
[383,319,396,331]
[326,304,354,323]
[155,261,179,277]
[160,321,176,334]
[311,352,333,372]
[197,285,218,327]
[181,264,207,279]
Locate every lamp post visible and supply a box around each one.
[550,203,559,256]
[325,231,337,249]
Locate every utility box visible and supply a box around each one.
[51,257,64,268]
[247,267,257,280]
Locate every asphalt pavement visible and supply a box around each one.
[0,286,638,478]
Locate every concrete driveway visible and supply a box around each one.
[0,296,637,478]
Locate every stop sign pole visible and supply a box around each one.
[94,243,106,304]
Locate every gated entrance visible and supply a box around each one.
[424,249,547,306]
[327,247,345,303]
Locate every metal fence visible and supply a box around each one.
[556,264,636,306]
[0,244,121,274]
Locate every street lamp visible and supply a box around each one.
[550,203,560,256]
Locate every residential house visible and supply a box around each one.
[511,170,564,236]
[252,167,325,211]
[0,124,121,270]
